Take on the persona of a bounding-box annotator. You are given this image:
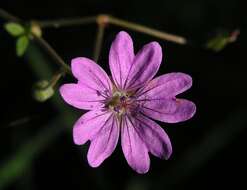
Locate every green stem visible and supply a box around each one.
[37,16,97,28]
[32,14,187,45]
[49,70,64,88]
[108,16,187,44]
[93,24,105,62]
[32,35,71,74]
[0,8,22,23]
[0,9,71,75]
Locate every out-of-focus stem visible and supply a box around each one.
[49,70,64,88]
[93,23,105,62]
[0,9,71,75]
[108,16,187,44]
[0,8,21,23]
[32,35,71,74]
[32,14,187,45]
[37,16,97,28]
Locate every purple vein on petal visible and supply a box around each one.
[133,114,172,159]
[136,73,192,99]
[84,68,110,93]
[78,82,110,99]
[73,110,113,145]
[87,113,119,167]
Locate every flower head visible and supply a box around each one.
[60,31,196,174]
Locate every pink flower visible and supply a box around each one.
[60,31,196,174]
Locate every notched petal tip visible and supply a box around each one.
[71,57,85,67]
[172,99,196,123]
[109,30,135,89]
[59,84,74,105]
[125,41,163,89]
[88,160,100,168]
[176,72,193,91]
[71,57,94,76]
[135,166,150,174]
[185,100,196,120]
[116,31,132,40]
[86,115,119,169]
[148,41,162,49]
[87,143,102,168]
[142,41,162,60]
[163,143,173,160]
[72,127,84,145]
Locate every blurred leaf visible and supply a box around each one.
[4,22,25,36]
[0,118,66,190]
[206,34,228,52]
[33,80,54,102]
[0,43,78,190]
[206,29,240,52]
[16,36,29,57]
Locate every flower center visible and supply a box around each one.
[106,91,135,115]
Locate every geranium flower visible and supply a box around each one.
[60,31,196,174]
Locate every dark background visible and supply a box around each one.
[0,0,246,189]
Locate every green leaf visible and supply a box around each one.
[4,22,25,36]
[206,35,228,52]
[16,36,29,57]
[206,29,240,52]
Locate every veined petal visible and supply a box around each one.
[109,31,134,89]
[121,116,150,174]
[134,114,172,159]
[124,42,162,89]
[73,110,112,145]
[87,115,119,167]
[140,98,196,123]
[136,73,192,99]
[60,83,106,110]
[71,57,112,95]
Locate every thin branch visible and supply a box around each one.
[36,16,97,28]
[93,23,105,62]
[108,16,187,45]
[31,14,187,45]
[49,69,64,88]
[0,9,71,75]
[0,9,189,75]
[32,35,71,74]
[0,8,22,23]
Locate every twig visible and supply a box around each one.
[32,14,187,45]
[108,16,187,44]
[32,35,71,74]
[37,16,97,28]
[93,23,105,62]
[49,69,64,88]
[0,9,71,75]
[0,8,22,23]
[0,9,190,74]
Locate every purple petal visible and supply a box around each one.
[60,83,105,110]
[87,115,119,167]
[136,73,192,99]
[124,42,162,90]
[109,31,134,89]
[73,110,112,145]
[71,57,112,95]
[134,114,172,159]
[121,116,150,174]
[140,98,196,123]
